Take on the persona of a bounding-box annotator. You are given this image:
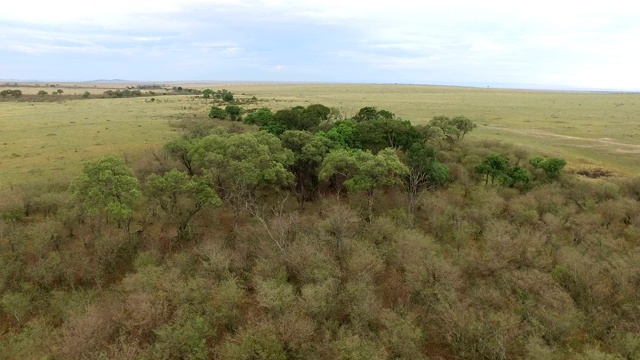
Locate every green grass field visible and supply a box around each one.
[1,82,639,189]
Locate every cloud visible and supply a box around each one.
[1,0,639,89]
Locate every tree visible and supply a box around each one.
[222,91,234,102]
[429,115,476,147]
[354,118,421,153]
[164,138,198,176]
[404,143,449,227]
[321,148,408,220]
[499,165,531,187]
[304,104,332,124]
[244,108,275,126]
[56,89,64,95]
[280,130,334,205]
[208,106,227,120]
[225,105,242,121]
[353,107,379,122]
[82,91,91,99]
[69,156,141,230]
[202,89,214,99]
[475,154,510,185]
[38,90,48,96]
[146,169,221,240]
[191,131,294,226]
[318,121,360,149]
[530,157,566,181]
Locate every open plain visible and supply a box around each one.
[2,82,639,190]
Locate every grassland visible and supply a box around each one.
[1,82,639,190]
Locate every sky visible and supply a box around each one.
[1,0,639,90]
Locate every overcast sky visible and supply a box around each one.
[1,0,639,90]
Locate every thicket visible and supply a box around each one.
[1,100,640,359]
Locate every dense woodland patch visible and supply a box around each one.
[1,90,640,359]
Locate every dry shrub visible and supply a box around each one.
[276,310,319,358]
[300,277,340,323]
[255,278,296,318]
[330,328,388,360]
[380,311,426,360]
[220,320,287,360]
[345,240,384,285]
[56,298,124,359]
[504,268,582,344]
[284,236,339,286]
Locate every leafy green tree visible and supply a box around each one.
[191,131,294,225]
[244,107,275,126]
[208,106,227,120]
[499,165,531,187]
[530,157,567,180]
[70,156,141,230]
[429,115,476,146]
[56,89,64,95]
[82,91,91,99]
[475,154,510,185]
[304,104,331,124]
[353,107,379,122]
[164,138,198,176]
[321,148,408,220]
[280,130,334,205]
[146,170,221,239]
[37,90,48,96]
[354,118,421,152]
[404,143,449,227]
[318,121,360,149]
[201,89,214,99]
[222,91,234,102]
[353,107,395,122]
[225,105,243,121]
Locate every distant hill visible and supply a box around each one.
[88,79,129,82]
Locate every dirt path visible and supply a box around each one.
[484,126,640,153]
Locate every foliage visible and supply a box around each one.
[321,148,408,219]
[243,107,274,126]
[208,106,227,120]
[224,105,243,121]
[429,115,477,145]
[530,156,567,180]
[352,106,395,122]
[145,170,221,239]
[280,130,334,204]
[69,156,141,227]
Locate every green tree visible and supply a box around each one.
[56,89,64,95]
[280,130,334,205]
[82,91,91,99]
[318,121,360,149]
[222,91,234,102]
[354,118,421,153]
[164,138,198,176]
[404,143,449,227]
[202,88,214,99]
[500,165,531,187]
[353,107,379,122]
[208,106,227,120]
[225,105,243,121]
[321,148,408,220]
[70,156,141,230]
[429,115,476,147]
[475,154,510,185]
[37,90,48,96]
[146,169,221,240]
[191,131,294,226]
[244,107,275,126]
[530,156,566,181]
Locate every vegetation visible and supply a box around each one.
[1,83,640,358]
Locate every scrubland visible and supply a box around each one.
[1,83,640,359]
